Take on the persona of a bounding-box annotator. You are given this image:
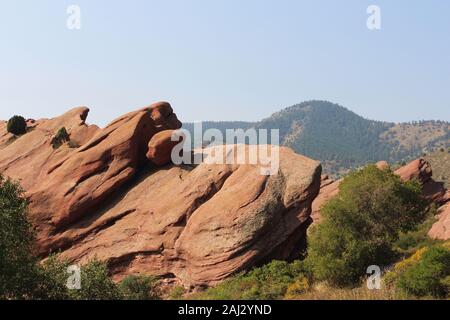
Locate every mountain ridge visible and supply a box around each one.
[183,100,449,176]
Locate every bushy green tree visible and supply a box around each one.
[306,165,427,287]
[33,255,72,300]
[6,115,27,135]
[0,175,37,299]
[0,174,125,300]
[118,275,161,300]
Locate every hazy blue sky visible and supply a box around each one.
[1,0,449,126]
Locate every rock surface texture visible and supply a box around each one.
[0,103,321,287]
[394,159,448,206]
[311,175,341,225]
[146,129,183,166]
[428,202,450,240]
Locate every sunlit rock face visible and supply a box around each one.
[0,103,322,287]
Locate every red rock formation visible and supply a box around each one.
[0,104,321,287]
[428,202,450,240]
[0,107,100,191]
[0,121,15,147]
[395,160,449,240]
[393,159,447,205]
[146,130,184,166]
[394,158,432,183]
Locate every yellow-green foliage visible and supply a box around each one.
[386,243,450,298]
[191,260,311,300]
[394,247,428,273]
[168,286,185,300]
[443,241,450,250]
[284,276,310,299]
[383,246,428,288]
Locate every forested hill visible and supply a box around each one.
[183,100,449,177]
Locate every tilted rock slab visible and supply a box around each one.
[0,104,321,287]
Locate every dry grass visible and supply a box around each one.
[285,282,400,300]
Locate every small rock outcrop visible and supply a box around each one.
[394,158,432,182]
[428,202,450,240]
[394,159,447,205]
[376,161,390,170]
[146,129,183,166]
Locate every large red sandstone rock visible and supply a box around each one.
[57,145,321,286]
[0,102,182,255]
[0,105,321,287]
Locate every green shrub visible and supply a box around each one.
[33,255,72,300]
[34,256,130,300]
[169,286,185,300]
[0,174,73,300]
[118,275,161,300]
[306,165,427,287]
[394,206,439,255]
[51,127,70,149]
[397,245,450,298]
[6,116,27,135]
[0,175,127,300]
[70,260,121,300]
[0,175,74,300]
[441,275,450,293]
[193,260,311,300]
[0,175,37,299]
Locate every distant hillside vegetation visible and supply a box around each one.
[425,148,450,188]
[183,100,449,177]
[255,101,394,175]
